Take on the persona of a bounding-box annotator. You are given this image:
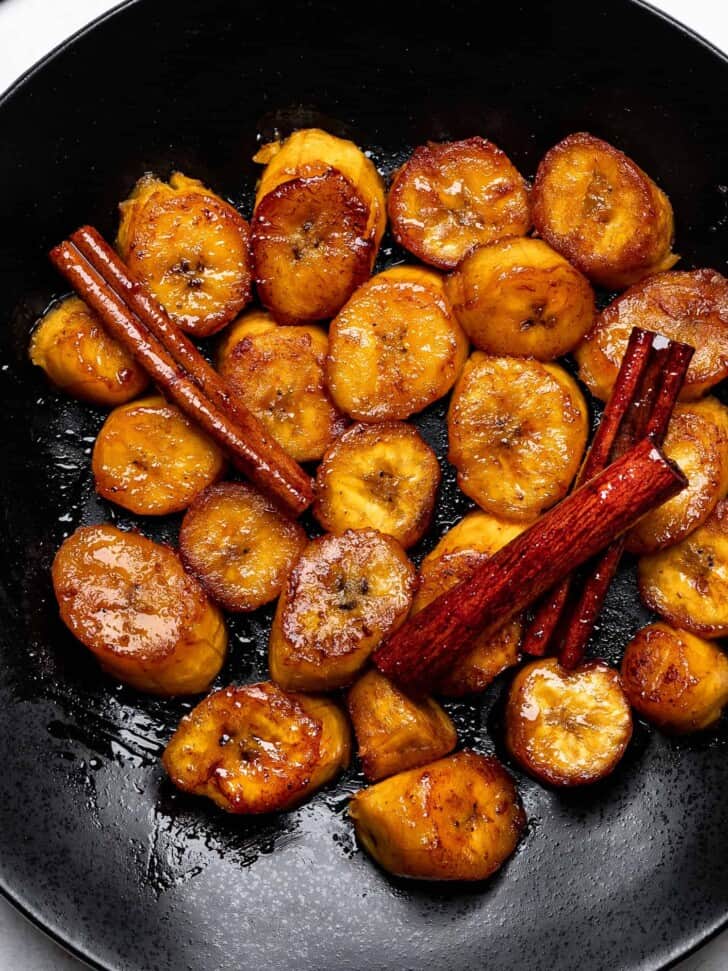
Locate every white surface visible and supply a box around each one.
[0,0,727,968]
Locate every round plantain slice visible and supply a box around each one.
[313,421,440,549]
[269,529,415,692]
[621,622,728,734]
[387,136,530,270]
[347,669,457,781]
[349,750,525,881]
[638,499,728,638]
[92,395,225,516]
[326,265,468,422]
[52,524,227,695]
[179,482,307,612]
[29,295,148,406]
[625,398,728,554]
[117,172,252,337]
[217,309,347,462]
[162,681,350,814]
[446,237,595,360]
[448,353,588,521]
[574,269,728,402]
[531,132,678,289]
[505,658,633,787]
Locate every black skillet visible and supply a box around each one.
[1,1,727,968]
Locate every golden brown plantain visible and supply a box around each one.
[52,524,226,694]
[326,265,468,421]
[313,421,440,549]
[92,395,225,515]
[269,529,415,691]
[162,681,350,813]
[531,132,677,289]
[387,137,530,269]
[117,172,252,336]
[179,482,307,612]
[349,751,525,881]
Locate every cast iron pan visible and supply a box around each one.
[1,1,727,968]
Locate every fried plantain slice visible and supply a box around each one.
[269,529,415,691]
[349,751,525,881]
[387,137,530,269]
[52,524,227,695]
[326,265,468,421]
[531,132,677,289]
[162,681,350,813]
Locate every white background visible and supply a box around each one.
[0,0,726,968]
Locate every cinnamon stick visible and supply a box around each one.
[373,437,686,696]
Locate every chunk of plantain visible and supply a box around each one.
[349,751,525,881]
[326,265,468,422]
[52,524,227,695]
[387,136,530,270]
[575,269,728,402]
[29,295,148,406]
[626,398,728,554]
[621,623,728,734]
[531,132,678,289]
[505,658,633,787]
[314,421,440,549]
[163,681,350,813]
[638,499,728,638]
[446,237,595,360]
[92,395,225,515]
[269,529,415,691]
[179,482,307,612]
[117,172,252,336]
[448,353,588,521]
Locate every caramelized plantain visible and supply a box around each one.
[326,265,468,421]
[531,132,677,289]
[92,395,225,515]
[505,658,632,787]
[349,751,525,881]
[117,172,252,336]
[179,482,307,612]
[269,529,415,691]
[446,237,594,360]
[314,421,440,549]
[163,681,350,813]
[448,353,588,520]
[621,623,728,734]
[387,137,530,269]
[52,524,226,694]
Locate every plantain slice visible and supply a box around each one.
[531,132,678,289]
[412,511,525,696]
[29,295,148,406]
[217,309,347,462]
[269,529,415,691]
[638,499,728,638]
[446,237,594,360]
[52,524,227,695]
[626,398,728,554]
[313,421,440,549]
[505,658,633,787]
[387,136,530,269]
[92,395,225,516]
[574,269,728,402]
[621,622,728,734]
[326,265,468,422]
[117,172,252,336]
[347,669,457,781]
[179,482,307,612]
[349,750,525,881]
[162,681,350,813]
[448,353,588,521]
